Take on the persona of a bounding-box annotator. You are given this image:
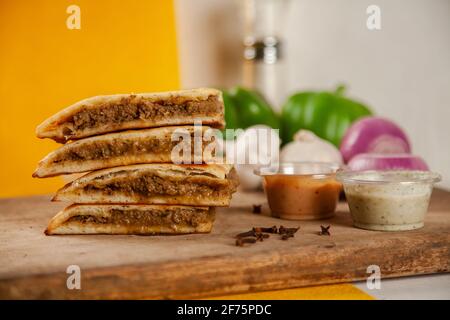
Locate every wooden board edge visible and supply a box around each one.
[0,232,448,299]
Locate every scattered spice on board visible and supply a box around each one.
[252,204,262,214]
[255,233,270,241]
[235,237,257,247]
[279,226,300,235]
[235,225,299,246]
[279,226,300,240]
[253,226,278,234]
[235,230,256,238]
[319,225,331,236]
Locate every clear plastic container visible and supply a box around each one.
[336,170,441,231]
[254,162,341,220]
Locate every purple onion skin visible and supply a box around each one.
[347,153,429,171]
[340,117,411,163]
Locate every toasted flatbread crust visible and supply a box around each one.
[33,126,220,178]
[45,204,215,235]
[52,163,238,206]
[36,88,224,143]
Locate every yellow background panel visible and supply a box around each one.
[208,284,374,300]
[0,0,179,197]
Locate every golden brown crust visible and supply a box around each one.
[52,163,237,206]
[33,126,218,178]
[45,204,215,235]
[36,88,224,143]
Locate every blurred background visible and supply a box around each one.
[176,0,450,187]
[1,0,449,197]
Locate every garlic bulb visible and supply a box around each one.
[280,130,343,164]
[230,125,280,191]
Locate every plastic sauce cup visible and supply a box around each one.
[336,170,441,231]
[254,162,341,220]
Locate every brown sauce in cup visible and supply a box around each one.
[263,175,341,220]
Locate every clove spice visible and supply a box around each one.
[235,237,257,246]
[319,225,331,236]
[278,226,300,235]
[255,233,270,242]
[252,204,262,214]
[253,226,278,234]
[281,232,295,240]
[235,225,300,246]
[236,229,269,243]
[235,230,256,239]
[279,226,300,240]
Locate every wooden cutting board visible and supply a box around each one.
[1,189,449,299]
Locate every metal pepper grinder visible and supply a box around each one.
[242,0,289,111]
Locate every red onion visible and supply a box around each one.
[347,153,429,171]
[340,117,411,163]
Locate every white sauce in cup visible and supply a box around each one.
[337,171,441,231]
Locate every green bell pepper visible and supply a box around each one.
[280,85,372,147]
[222,91,240,130]
[222,87,279,132]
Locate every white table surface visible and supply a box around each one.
[355,274,450,300]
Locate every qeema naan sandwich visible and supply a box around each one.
[36,88,224,143]
[53,163,239,206]
[33,126,218,178]
[45,204,215,235]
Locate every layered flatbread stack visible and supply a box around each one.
[34,88,238,235]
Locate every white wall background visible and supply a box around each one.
[175,0,450,188]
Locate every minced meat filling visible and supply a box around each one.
[54,138,172,162]
[69,95,220,132]
[68,207,212,227]
[54,135,210,163]
[83,174,229,199]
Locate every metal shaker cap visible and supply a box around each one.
[243,36,281,64]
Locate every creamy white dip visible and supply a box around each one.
[337,171,440,231]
